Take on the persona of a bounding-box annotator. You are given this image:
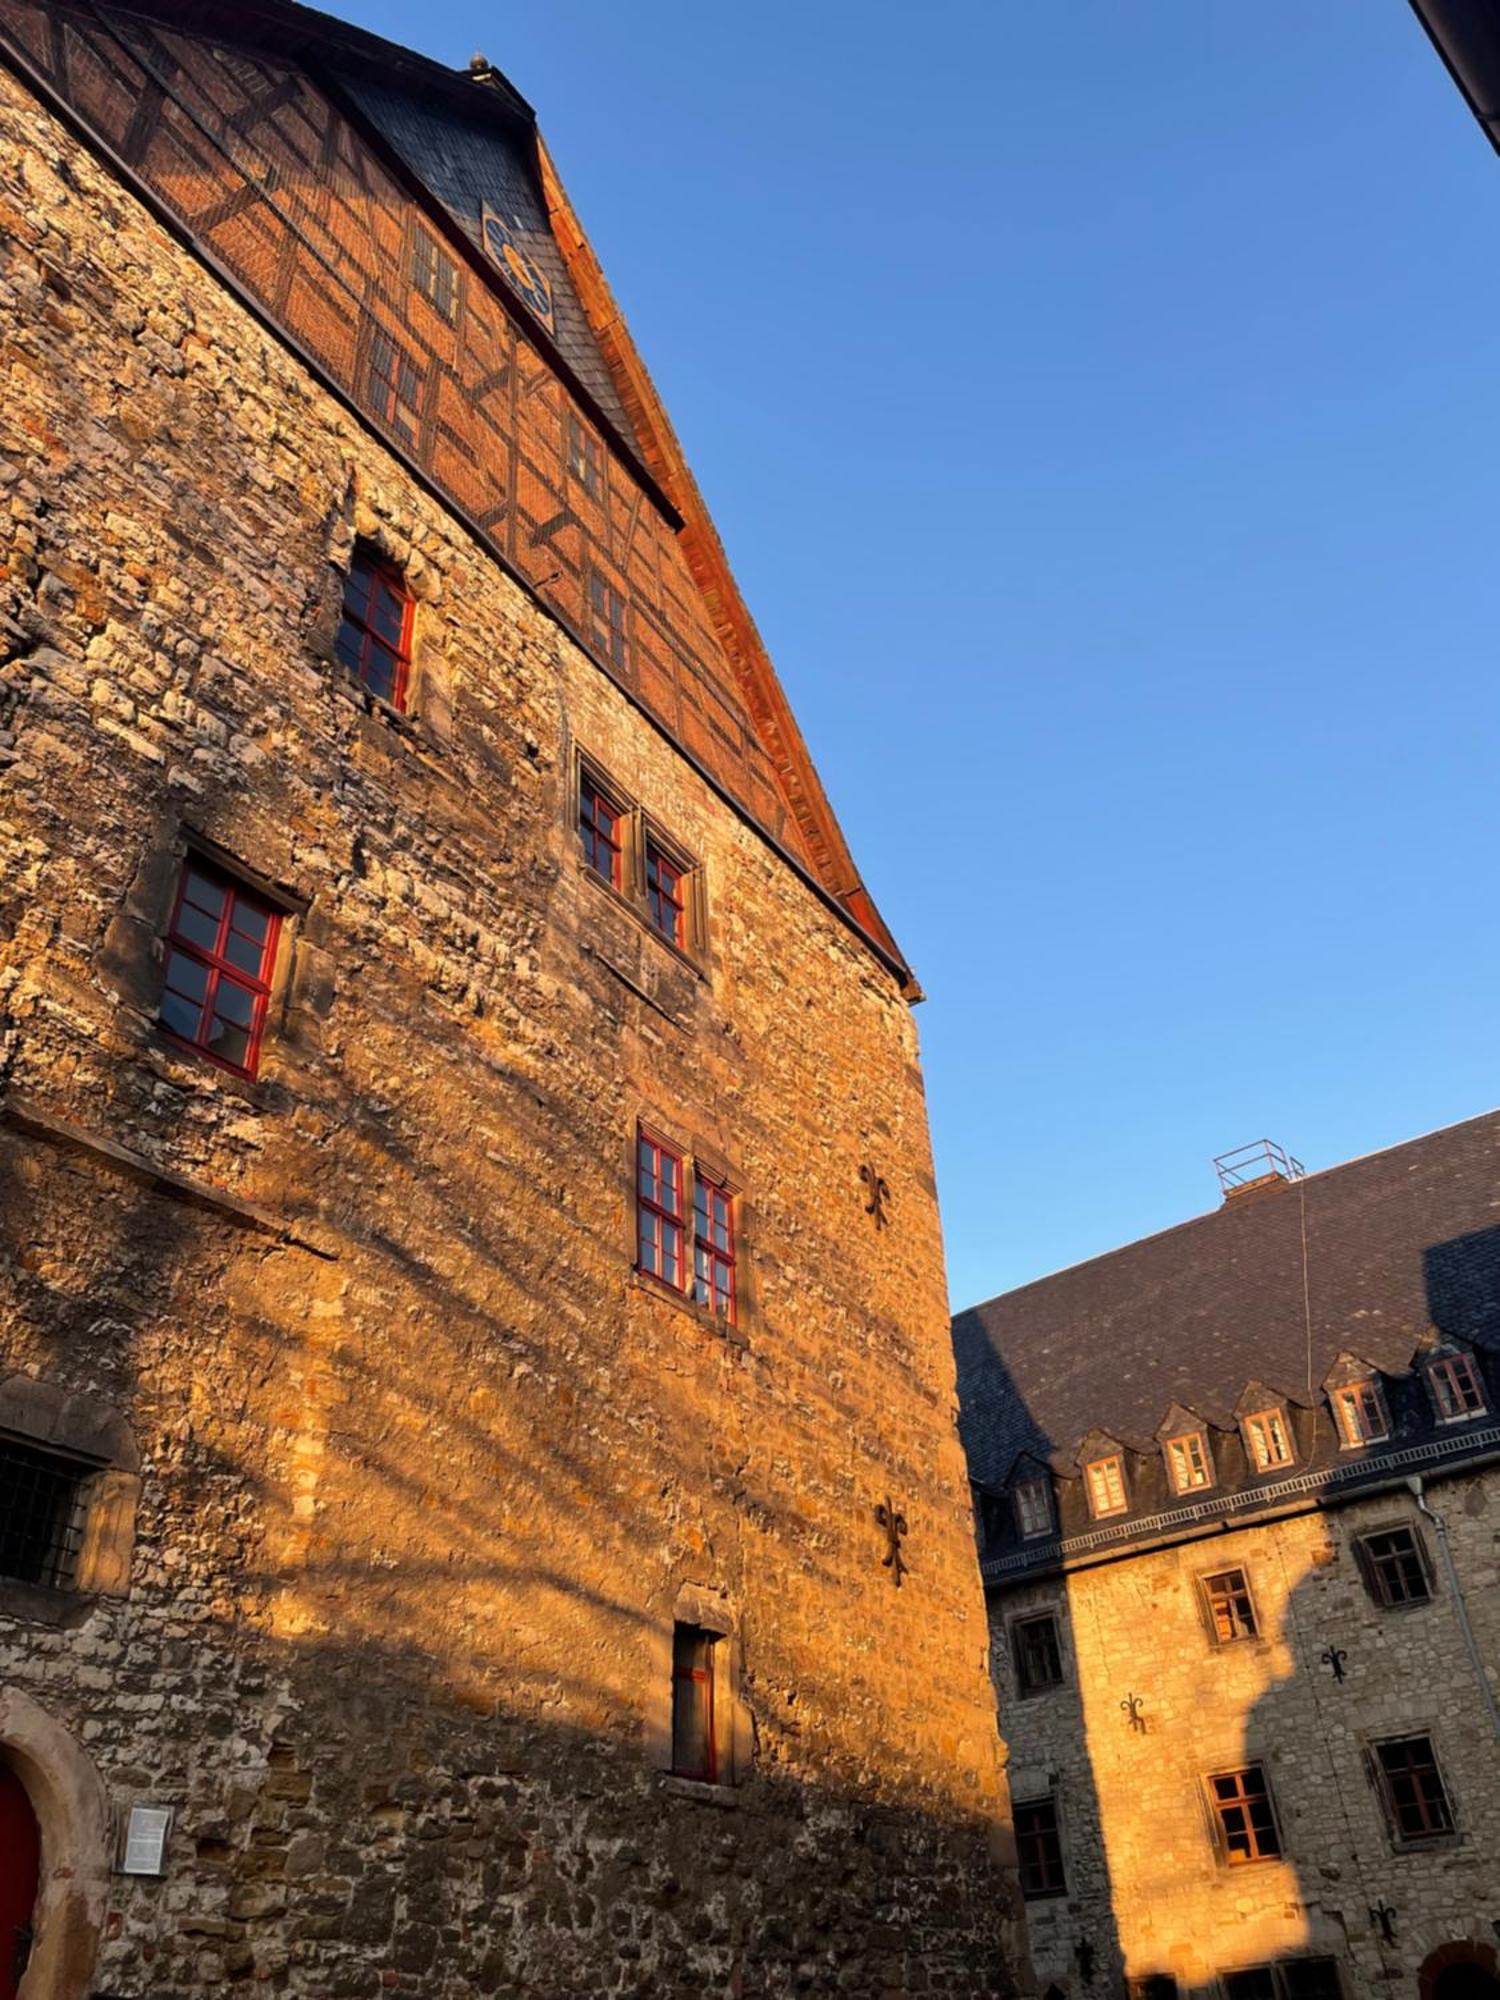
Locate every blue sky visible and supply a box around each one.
[327,2,1499,1310]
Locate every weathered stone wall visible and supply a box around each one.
[0,53,1026,2000]
[993,1474,1500,1997]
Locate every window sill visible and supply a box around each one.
[630,1270,747,1349]
[662,1774,740,1808]
[1387,1830,1463,1855]
[148,1029,275,1109]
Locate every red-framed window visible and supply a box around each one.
[1333,1380,1389,1448]
[1201,1568,1258,1643]
[366,328,423,448]
[160,862,281,1078]
[637,1132,685,1292]
[335,549,415,711]
[646,839,687,949]
[1374,1735,1453,1840]
[1428,1353,1486,1421]
[588,569,628,670]
[1014,1796,1066,1899]
[671,1623,717,1782]
[693,1172,736,1321]
[579,771,624,887]
[1210,1766,1281,1863]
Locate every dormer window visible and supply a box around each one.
[1427,1353,1486,1423]
[1014,1477,1052,1539]
[1332,1379,1390,1449]
[1165,1431,1213,1494]
[1244,1408,1293,1472]
[1085,1455,1127,1518]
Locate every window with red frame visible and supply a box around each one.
[335,549,414,710]
[1374,1736,1454,1841]
[1428,1353,1486,1421]
[160,862,281,1077]
[647,838,686,948]
[693,1172,735,1321]
[1210,1766,1281,1863]
[366,328,422,448]
[1333,1380,1389,1447]
[579,770,624,888]
[637,1132,685,1291]
[671,1623,717,1781]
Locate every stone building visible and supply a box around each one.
[0,2,1028,1993]
[953,1118,1500,2000]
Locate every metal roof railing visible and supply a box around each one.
[1214,1138,1306,1197]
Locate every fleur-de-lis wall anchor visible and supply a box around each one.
[1321,1644,1348,1683]
[874,1496,909,1587]
[1120,1692,1146,1733]
[1369,1901,1398,1946]
[859,1162,891,1230]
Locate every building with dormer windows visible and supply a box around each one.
[954,1114,1500,2000]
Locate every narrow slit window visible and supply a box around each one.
[579,770,624,888]
[1210,1766,1281,1863]
[1428,1354,1485,1421]
[671,1623,717,1782]
[1085,1455,1127,1518]
[1333,1380,1389,1447]
[1166,1431,1213,1493]
[646,839,686,948]
[1014,1796,1066,1900]
[411,230,458,322]
[1375,1735,1453,1841]
[588,570,628,670]
[160,861,281,1078]
[567,412,603,498]
[1202,1568,1258,1644]
[366,327,423,448]
[692,1172,736,1321]
[335,548,415,710]
[637,1131,685,1293]
[1245,1408,1293,1470]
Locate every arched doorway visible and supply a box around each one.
[0,1689,109,1999]
[0,1764,39,2000]
[1420,1945,1500,2000]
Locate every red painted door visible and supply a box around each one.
[0,1765,39,2000]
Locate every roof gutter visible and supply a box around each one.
[1408,0,1500,154]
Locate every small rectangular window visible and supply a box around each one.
[637,1131,685,1293]
[161,861,281,1078]
[411,229,458,323]
[1281,1960,1342,2000]
[1167,1431,1213,1492]
[588,569,628,670]
[0,1438,90,1589]
[335,546,415,710]
[1210,1765,1281,1863]
[1333,1381,1389,1448]
[366,327,423,448]
[1245,1408,1293,1470]
[1085,1455,1127,1517]
[567,411,603,498]
[1428,1354,1486,1421]
[1014,1796,1066,1900]
[1357,1526,1432,1608]
[1374,1735,1453,1841]
[1201,1568,1258,1644]
[1014,1477,1052,1539]
[671,1623,717,1782]
[579,768,625,889]
[1012,1612,1065,1694]
[1224,1973,1277,2000]
[692,1172,736,1322]
[646,837,687,948]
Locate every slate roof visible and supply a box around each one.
[953,1109,1500,1490]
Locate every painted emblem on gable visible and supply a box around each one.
[481,203,555,331]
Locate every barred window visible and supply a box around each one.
[1209,1765,1281,1863]
[1374,1735,1453,1841]
[1201,1567,1258,1644]
[1014,1796,1066,1899]
[0,1438,90,1590]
